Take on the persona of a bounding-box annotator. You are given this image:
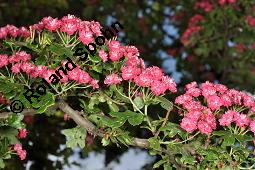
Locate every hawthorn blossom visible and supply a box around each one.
[98,50,108,62]
[0,54,9,68]
[219,110,236,126]
[17,129,28,139]
[13,144,26,160]
[104,74,122,85]
[250,120,255,134]
[42,16,62,31]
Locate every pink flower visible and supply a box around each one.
[147,66,164,80]
[175,94,193,105]
[13,143,26,160]
[198,121,213,135]
[188,14,204,27]
[121,66,141,80]
[183,101,203,111]
[17,129,28,138]
[9,51,31,63]
[42,69,56,84]
[185,81,198,89]
[234,113,250,127]
[104,74,122,85]
[89,21,102,36]
[219,110,236,126]
[42,16,62,31]
[17,150,26,160]
[220,93,232,107]
[90,79,99,89]
[60,14,80,35]
[186,87,201,97]
[35,65,48,77]
[6,25,20,38]
[246,16,255,27]
[201,81,216,98]
[19,27,30,38]
[21,62,36,74]
[77,70,92,84]
[98,50,108,62]
[79,30,94,45]
[31,22,44,31]
[195,0,214,12]
[13,143,22,152]
[11,63,22,73]
[250,120,255,134]
[109,50,124,62]
[180,117,197,133]
[207,95,222,110]
[60,22,78,35]
[215,84,228,93]
[134,70,153,87]
[124,46,139,58]
[108,40,121,51]
[161,76,177,93]
[0,27,8,39]
[150,80,168,96]
[218,0,227,5]
[185,110,203,121]
[0,54,9,68]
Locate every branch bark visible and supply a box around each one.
[57,99,150,148]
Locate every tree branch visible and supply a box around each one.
[57,99,150,148]
[0,109,36,119]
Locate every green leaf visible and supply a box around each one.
[108,102,119,112]
[0,159,5,169]
[148,137,160,150]
[213,130,229,136]
[155,96,173,111]
[49,43,73,58]
[153,159,167,169]
[222,135,235,147]
[0,127,19,144]
[101,138,110,146]
[32,92,55,113]
[108,110,144,126]
[116,132,133,146]
[7,113,24,129]
[62,126,87,149]
[100,116,126,129]
[133,97,144,110]
[127,113,144,126]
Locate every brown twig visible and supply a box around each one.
[154,108,172,137]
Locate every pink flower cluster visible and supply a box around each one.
[17,129,28,139]
[122,50,176,95]
[181,26,203,45]
[181,14,204,45]
[0,14,103,49]
[13,144,26,160]
[102,44,177,96]
[219,110,250,127]
[176,81,255,135]
[246,16,255,27]
[0,25,30,39]
[0,51,31,68]
[195,0,236,12]
[218,0,236,6]
[195,0,214,12]
[188,14,204,27]
[0,50,98,88]
[104,73,122,85]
